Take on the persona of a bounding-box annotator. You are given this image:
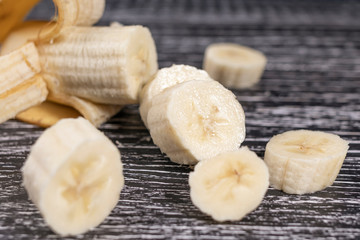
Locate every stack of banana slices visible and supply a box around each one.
[0,0,158,127]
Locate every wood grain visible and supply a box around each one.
[1,0,359,239]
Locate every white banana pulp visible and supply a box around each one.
[264,130,349,194]
[22,118,124,236]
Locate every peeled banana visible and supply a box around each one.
[147,80,246,165]
[38,25,158,105]
[264,130,349,194]
[0,43,48,124]
[189,147,269,222]
[140,64,213,127]
[22,117,124,236]
[203,43,267,89]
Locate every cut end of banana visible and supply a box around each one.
[22,117,124,236]
[203,43,267,89]
[264,129,349,194]
[189,147,269,222]
[139,64,213,127]
[147,80,246,165]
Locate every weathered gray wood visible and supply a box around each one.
[1,0,359,239]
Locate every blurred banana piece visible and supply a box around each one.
[0,43,48,124]
[189,147,269,222]
[38,25,158,105]
[22,117,124,236]
[264,130,349,194]
[140,64,213,128]
[147,80,246,165]
[203,43,267,89]
[0,0,40,43]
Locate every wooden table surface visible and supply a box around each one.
[1,0,359,239]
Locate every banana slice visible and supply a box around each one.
[38,25,158,105]
[22,117,124,236]
[0,0,40,43]
[264,130,349,194]
[147,80,246,165]
[189,147,269,222]
[140,64,213,127]
[203,43,267,89]
[0,42,48,124]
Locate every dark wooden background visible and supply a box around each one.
[1,0,360,239]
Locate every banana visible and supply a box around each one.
[22,117,124,236]
[264,130,349,194]
[0,0,40,43]
[140,64,213,128]
[38,25,158,105]
[189,147,269,222]
[0,42,48,124]
[147,80,246,165]
[1,21,122,127]
[203,43,267,89]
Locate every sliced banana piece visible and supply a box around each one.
[22,117,124,236]
[203,43,267,89]
[38,25,158,105]
[147,80,246,165]
[140,64,213,127]
[264,130,349,194]
[189,147,269,222]
[0,42,48,124]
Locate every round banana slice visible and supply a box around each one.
[22,117,124,236]
[139,64,213,127]
[264,130,349,194]
[203,43,267,89]
[189,147,269,222]
[147,80,246,165]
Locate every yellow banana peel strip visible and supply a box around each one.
[0,0,40,43]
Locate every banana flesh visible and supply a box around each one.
[38,25,158,105]
[203,43,267,89]
[0,43,48,124]
[264,130,349,194]
[22,117,124,236]
[189,147,269,222]
[147,80,246,165]
[140,64,213,127]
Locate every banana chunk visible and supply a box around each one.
[203,43,267,89]
[140,64,213,127]
[147,80,246,165]
[264,130,349,194]
[189,147,269,222]
[38,25,158,105]
[22,117,124,236]
[0,42,48,124]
